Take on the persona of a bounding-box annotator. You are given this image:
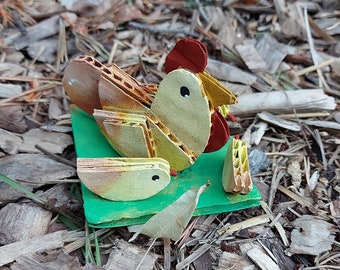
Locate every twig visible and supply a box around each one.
[56,17,68,72]
[0,174,82,228]
[260,201,289,247]
[303,6,330,91]
[64,228,111,253]
[0,83,58,106]
[136,238,157,270]
[0,76,61,82]
[28,46,45,69]
[163,238,171,270]
[35,144,76,168]
[311,129,328,169]
[176,243,211,270]
[295,59,334,77]
[268,159,286,209]
[278,112,330,119]
[194,0,210,24]
[277,185,313,208]
[308,15,336,43]
[287,206,302,218]
[218,214,270,236]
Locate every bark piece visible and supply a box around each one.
[19,128,73,154]
[0,153,75,201]
[0,83,22,98]
[217,252,255,270]
[105,238,157,270]
[236,44,268,72]
[192,249,212,270]
[255,34,295,74]
[303,119,340,131]
[37,183,72,208]
[0,203,52,245]
[0,230,67,266]
[27,38,59,64]
[0,63,26,77]
[48,97,64,119]
[0,128,23,155]
[4,15,60,50]
[207,59,257,85]
[0,106,27,133]
[176,244,211,270]
[10,252,81,270]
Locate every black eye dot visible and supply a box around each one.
[180,86,190,98]
[152,175,160,181]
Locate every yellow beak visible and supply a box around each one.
[197,71,238,109]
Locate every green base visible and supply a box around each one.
[71,106,261,228]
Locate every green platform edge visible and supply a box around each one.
[71,106,261,228]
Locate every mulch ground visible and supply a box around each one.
[0,0,339,269]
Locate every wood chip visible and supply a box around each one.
[176,244,211,270]
[0,230,67,266]
[105,238,158,270]
[0,128,22,155]
[10,252,81,270]
[277,185,314,208]
[287,160,302,189]
[0,203,52,245]
[0,83,22,98]
[255,33,295,74]
[4,15,60,50]
[242,121,268,146]
[0,106,27,133]
[207,59,257,85]
[0,63,26,77]
[0,153,75,201]
[257,111,301,131]
[27,38,59,63]
[235,44,268,72]
[37,183,72,208]
[217,252,255,270]
[48,97,64,119]
[19,128,73,154]
[247,246,280,270]
[260,201,289,247]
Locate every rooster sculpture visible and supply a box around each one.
[63,38,252,201]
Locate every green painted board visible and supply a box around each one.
[71,106,261,228]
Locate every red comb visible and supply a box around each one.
[164,38,208,74]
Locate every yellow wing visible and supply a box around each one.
[77,157,170,201]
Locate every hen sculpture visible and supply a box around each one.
[63,38,252,201]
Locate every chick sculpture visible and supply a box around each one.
[63,38,251,201]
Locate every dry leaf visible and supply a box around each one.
[129,182,210,242]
